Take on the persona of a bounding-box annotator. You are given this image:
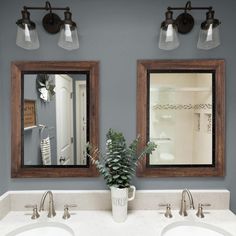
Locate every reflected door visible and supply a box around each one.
[76,81,87,165]
[55,75,74,165]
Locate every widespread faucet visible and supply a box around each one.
[179,189,195,216]
[39,191,56,218]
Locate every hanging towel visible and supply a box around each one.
[40,136,52,165]
[40,125,52,165]
[40,126,52,165]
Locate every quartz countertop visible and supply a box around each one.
[1,210,236,236]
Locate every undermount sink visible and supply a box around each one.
[6,222,75,236]
[161,221,233,236]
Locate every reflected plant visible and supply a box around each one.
[87,129,157,188]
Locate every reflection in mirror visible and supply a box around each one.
[149,73,213,165]
[11,61,99,178]
[137,60,225,177]
[24,73,88,166]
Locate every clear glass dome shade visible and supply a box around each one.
[58,24,79,51]
[197,24,220,50]
[16,10,39,50]
[159,24,180,50]
[16,24,39,50]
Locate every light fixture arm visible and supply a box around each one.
[23,1,70,12]
[167,1,212,12]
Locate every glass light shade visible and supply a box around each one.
[197,24,220,50]
[16,25,39,50]
[159,24,180,50]
[58,24,79,51]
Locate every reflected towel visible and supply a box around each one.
[40,136,52,165]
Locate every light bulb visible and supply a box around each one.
[166,24,174,42]
[64,24,73,42]
[206,24,213,42]
[24,24,31,42]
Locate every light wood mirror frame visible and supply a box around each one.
[11,61,99,178]
[137,60,225,177]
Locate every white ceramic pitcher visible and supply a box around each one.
[110,185,136,222]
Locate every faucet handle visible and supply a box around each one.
[25,204,40,219]
[196,203,211,218]
[62,204,77,219]
[159,204,173,218]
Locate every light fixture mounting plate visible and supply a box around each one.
[176,13,194,34]
[42,13,62,34]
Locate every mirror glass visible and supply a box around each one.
[149,72,213,166]
[137,60,225,177]
[11,61,99,178]
[23,73,88,166]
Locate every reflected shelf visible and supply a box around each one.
[150,137,172,144]
[24,126,37,131]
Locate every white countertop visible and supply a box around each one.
[1,210,236,236]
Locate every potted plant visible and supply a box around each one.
[88,129,156,222]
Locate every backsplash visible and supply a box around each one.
[0,189,230,220]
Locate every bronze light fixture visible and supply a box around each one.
[16,1,79,51]
[159,1,221,50]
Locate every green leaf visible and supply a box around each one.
[112,166,120,170]
[121,176,127,180]
[113,175,120,179]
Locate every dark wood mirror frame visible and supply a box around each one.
[137,59,225,177]
[11,61,99,178]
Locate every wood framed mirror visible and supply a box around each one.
[137,60,225,177]
[11,61,99,178]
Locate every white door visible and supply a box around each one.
[55,74,74,165]
[76,81,87,165]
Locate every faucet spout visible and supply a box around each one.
[179,189,195,216]
[39,191,56,218]
[183,189,195,209]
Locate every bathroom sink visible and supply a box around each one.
[161,221,233,236]
[6,222,75,236]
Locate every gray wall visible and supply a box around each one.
[0,0,236,212]
[0,78,7,195]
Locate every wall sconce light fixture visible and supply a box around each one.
[159,1,221,50]
[16,1,79,51]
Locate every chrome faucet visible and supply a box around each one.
[39,191,56,218]
[179,189,195,216]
